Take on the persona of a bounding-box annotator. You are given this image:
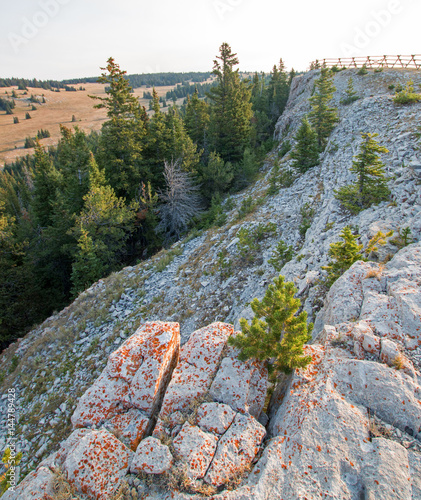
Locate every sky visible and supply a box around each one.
[0,0,420,80]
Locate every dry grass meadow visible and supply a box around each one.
[0,83,181,167]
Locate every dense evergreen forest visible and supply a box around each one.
[0,43,292,349]
[62,72,212,88]
[0,72,212,91]
[0,77,66,91]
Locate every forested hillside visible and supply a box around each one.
[0,43,291,349]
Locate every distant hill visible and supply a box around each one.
[63,71,212,88]
[0,72,213,92]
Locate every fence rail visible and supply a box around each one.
[309,55,421,70]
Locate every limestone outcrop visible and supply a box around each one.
[3,322,268,499]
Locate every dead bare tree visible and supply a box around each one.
[156,160,202,244]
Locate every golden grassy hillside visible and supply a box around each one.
[0,83,179,167]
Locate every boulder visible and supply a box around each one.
[196,402,236,435]
[380,338,400,366]
[130,437,173,475]
[106,323,152,381]
[320,261,372,326]
[129,322,180,416]
[71,371,130,428]
[72,322,180,430]
[172,422,218,479]
[159,323,233,419]
[204,412,266,487]
[105,409,149,450]
[63,428,132,499]
[1,466,55,500]
[210,356,267,418]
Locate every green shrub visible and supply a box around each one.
[9,355,19,373]
[237,223,277,264]
[299,203,315,237]
[1,448,23,495]
[198,196,227,230]
[216,249,232,279]
[290,116,319,172]
[278,140,292,157]
[393,81,421,105]
[340,77,359,105]
[357,65,368,75]
[237,196,257,220]
[36,129,50,139]
[267,164,295,195]
[390,226,413,248]
[268,240,295,271]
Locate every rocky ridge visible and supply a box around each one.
[1,68,421,498]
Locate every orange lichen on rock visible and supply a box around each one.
[63,429,132,500]
[172,422,218,479]
[129,322,180,416]
[204,412,266,487]
[130,437,173,475]
[159,323,233,418]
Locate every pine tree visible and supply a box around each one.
[91,58,148,200]
[290,116,319,172]
[0,201,42,348]
[55,125,93,215]
[164,106,201,175]
[334,133,390,214]
[70,228,105,296]
[208,42,253,163]
[87,152,107,188]
[71,182,138,285]
[32,142,63,227]
[184,88,210,153]
[198,151,233,200]
[340,77,359,105]
[267,59,289,125]
[309,68,338,149]
[151,87,160,114]
[229,275,313,377]
[322,226,364,287]
[144,102,200,185]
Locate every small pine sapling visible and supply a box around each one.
[268,239,294,271]
[364,230,393,258]
[390,226,413,248]
[340,77,359,105]
[322,226,364,287]
[334,133,390,214]
[229,275,313,377]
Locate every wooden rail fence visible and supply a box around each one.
[309,55,421,70]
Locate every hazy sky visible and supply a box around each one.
[1,0,420,80]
